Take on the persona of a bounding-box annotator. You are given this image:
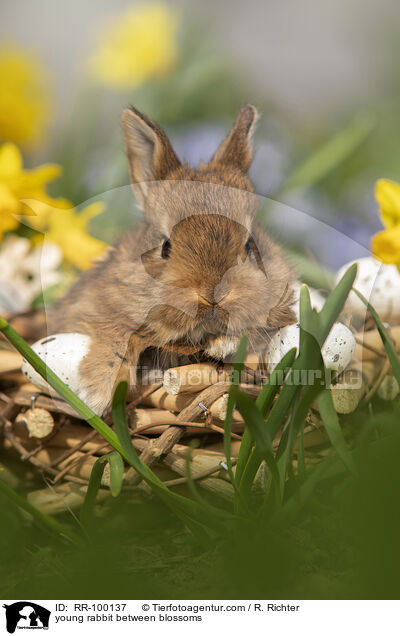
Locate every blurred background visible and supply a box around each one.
[1,0,400,313]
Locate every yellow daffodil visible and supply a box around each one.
[375,179,400,229]
[24,199,108,270]
[89,3,179,89]
[372,225,400,266]
[0,141,107,269]
[372,178,400,270]
[0,142,61,241]
[46,202,107,270]
[0,45,51,147]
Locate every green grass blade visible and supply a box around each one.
[111,381,174,489]
[318,264,358,342]
[256,348,297,416]
[297,425,306,481]
[237,446,265,503]
[107,451,125,497]
[262,380,299,439]
[235,348,296,490]
[224,335,247,497]
[234,429,253,491]
[80,457,107,528]
[299,283,319,336]
[317,388,357,474]
[353,288,400,386]
[80,451,124,528]
[232,387,281,500]
[275,383,321,488]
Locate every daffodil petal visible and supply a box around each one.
[0,46,51,147]
[17,163,62,190]
[0,211,19,241]
[48,226,107,270]
[79,201,105,223]
[0,143,23,179]
[371,225,400,265]
[20,197,73,230]
[375,179,400,229]
[89,3,179,89]
[0,182,19,213]
[19,198,57,231]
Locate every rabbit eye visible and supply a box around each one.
[161,238,171,259]
[245,237,265,275]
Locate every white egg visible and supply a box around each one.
[335,257,400,322]
[322,322,355,372]
[267,322,355,372]
[267,323,300,365]
[21,333,91,395]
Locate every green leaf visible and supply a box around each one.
[318,264,358,342]
[298,284,320,347]
[81,458,106,527]
[237,446,266,504]
[232,387,281,500]
[224,335,247,497]
[256,348,297,416]
[107,452,125,497]
[297,425,306,481]
[111,382,173,489]
[275,383,322,490]
[261,381,299,441]
[317,389,357,474]
[235,348,296,490]
[80,451,124,529]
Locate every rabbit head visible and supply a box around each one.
[120,105,295,351]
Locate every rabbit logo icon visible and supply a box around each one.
[3,602,51,633]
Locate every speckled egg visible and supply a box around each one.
[267,321,355,372]
[335,257,400,322]
[267,323,300,365]
[322,322,355,372]
[21,333,91,395]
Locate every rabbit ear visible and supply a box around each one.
[122,106,181,203]
[211,104,258,173]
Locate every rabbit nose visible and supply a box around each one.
[198,289,229,306]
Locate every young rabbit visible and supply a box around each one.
[47,104,296,415]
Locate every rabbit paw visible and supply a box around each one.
[204,335,240,360]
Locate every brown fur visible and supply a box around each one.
[48,105,296,415]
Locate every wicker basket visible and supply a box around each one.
[1,319,398,514]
